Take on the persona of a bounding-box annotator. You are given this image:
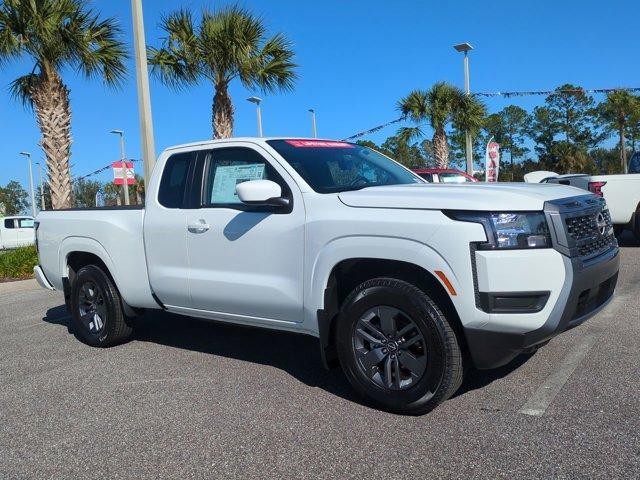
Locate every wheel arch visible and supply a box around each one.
[317,257,467,369]
[62,240,139,316]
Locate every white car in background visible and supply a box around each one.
[0,216,36,250]
[525,152,640,239]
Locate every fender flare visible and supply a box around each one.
[308,236,462,368]
[58,236,131,307]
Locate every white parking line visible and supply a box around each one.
[518,333,600,417]
[518,292,628,417]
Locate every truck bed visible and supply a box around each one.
[37,208,158,309]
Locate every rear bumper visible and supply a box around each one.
[465,246,619,369]
[33,265,55,291]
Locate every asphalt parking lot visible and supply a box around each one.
[1,236,639,479]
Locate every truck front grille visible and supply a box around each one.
[565,209,611,239]
[562,200,616,259]
[545,195,618,260]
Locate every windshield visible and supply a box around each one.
[267,140,423,193]
[438,172,473,183]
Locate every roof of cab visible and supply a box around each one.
[164,137,338,151]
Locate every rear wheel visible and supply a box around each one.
[336,277,463,415]
[70,265,133,347]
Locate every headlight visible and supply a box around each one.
[444,211,551,250]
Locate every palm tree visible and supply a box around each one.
[0,0,127,209]
[148,6,297,139]
[398,82,486,168]
[599,91,640,173]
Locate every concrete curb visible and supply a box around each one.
[0,278,39,294]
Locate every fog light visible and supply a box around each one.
[527,235,548,248]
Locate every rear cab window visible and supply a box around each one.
[158,152,194,208]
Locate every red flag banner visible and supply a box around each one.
[485,142,500,183]
[112,161,135,185]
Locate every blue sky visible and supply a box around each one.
[1,0,639,190]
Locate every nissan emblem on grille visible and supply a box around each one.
[595,212,607,236]
[559,197,615,259]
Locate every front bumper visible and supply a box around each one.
[34,265,55,291]
[465,246,619,369]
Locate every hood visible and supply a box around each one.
[338,182,587,211]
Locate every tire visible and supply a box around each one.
[336,277,463,415]
[70,265,133,347]
[613,225,625,238]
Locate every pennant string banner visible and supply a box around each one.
[75,158,142,181]
[341,116,407,141]
[341,86,640,140]
[474,86,640,98]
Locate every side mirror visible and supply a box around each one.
[236,180,289,207]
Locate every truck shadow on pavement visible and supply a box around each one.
[42,305,533,409]
[617,231,640,247]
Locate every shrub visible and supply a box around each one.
[0,245,38,279]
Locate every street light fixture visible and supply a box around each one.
[247,96,263,137]
[110,129,130,206]
[453,42,474,175]
[19,152,37,217]
[308,109,318,138]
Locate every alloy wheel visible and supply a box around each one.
[353,306,427,390]
[77,281,107,334]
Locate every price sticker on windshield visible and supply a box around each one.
[285,140,354,148]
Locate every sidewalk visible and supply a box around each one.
[0,278,39,294]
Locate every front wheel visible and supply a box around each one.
[336,278,463,415]
[70,265,133,347]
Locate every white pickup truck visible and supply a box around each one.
[525,152,640,239]
[34,138,620,414]
[1,216,35,250]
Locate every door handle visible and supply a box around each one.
[187,220,211,233]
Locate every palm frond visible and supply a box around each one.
[397,126,424,144]
[0,1,25,66]
[428,82,464,130]
[397,90,429,122]
[8,72,38,107]
[70,14,128,87]
[240,32,297,92]
[453,94,487,134]
[148,9,201,89]
[0,0,127,86]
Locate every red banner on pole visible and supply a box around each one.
[485,141,500,182]
[112,161,135,185]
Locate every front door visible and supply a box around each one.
[15,217,35,246]
[2,218,18,249]
[186,144,305,323]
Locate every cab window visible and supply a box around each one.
[158,152,194,208]
[203,147,290,209]
[18,218,34,228]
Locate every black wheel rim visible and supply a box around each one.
[353,306,427,390]
[77,281,107,335]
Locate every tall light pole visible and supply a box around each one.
[110,130,130,206]
[19,152,37,217]
[36,162,46,211]
[454,42,474,175]
[247,96,263,137]
[131,0,156,186]
[308,109,318,138]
